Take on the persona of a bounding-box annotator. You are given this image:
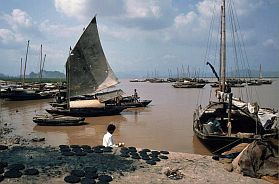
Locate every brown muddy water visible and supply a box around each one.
[0,79,278,155]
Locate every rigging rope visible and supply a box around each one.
[197,1,218,106]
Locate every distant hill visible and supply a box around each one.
[0,73,5,78]
[28,70,65,78]
[220,69,279,78]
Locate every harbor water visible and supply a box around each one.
[0,79,278,155]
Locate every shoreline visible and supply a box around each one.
[0,122,270,184]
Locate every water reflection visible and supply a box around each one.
[33,115,127,146]
[192,135,211,155]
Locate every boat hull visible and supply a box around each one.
[33,116,85,126]
[123,100,152,108]
[46,106,126,117]
[192,101,265,153]
[193,123,259,153]
[172,84,205,88]
[0,92,53,101]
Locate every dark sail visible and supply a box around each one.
[66,17,119,98]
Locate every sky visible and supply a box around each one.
[0,0,278,78]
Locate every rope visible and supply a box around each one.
[196,1,218,107]
[212,138,242,154]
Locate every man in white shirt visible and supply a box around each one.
[103,124,117,147]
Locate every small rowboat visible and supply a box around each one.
[33,114,85,126]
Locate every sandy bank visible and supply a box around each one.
[0,144,269,184]
[0,118,272,184]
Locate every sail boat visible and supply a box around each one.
[193,0,278,153]
[247,64,272,85]
[46,17,126,117]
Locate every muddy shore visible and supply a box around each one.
[0,120,271,184]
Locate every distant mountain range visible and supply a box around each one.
[116,69,279,79]
[29,70,65,78]
[0,70,65,79]
[0,69,278,79]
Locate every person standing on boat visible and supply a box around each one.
[133,89,138,102]
[103,124,124,147]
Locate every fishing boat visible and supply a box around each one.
[118,96,152,108]
[172,80,205,88]
[0,87,54,100]
[46,17,126,117]
[193,0,278,153]
[0,42,55,101]
[247,65,272,85]
[210,82,245,88]
[33,114,85,126]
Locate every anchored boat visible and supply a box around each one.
[33,115,85,126]
[46,17,126,117]
[193,0,278,153]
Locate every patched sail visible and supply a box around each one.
[66,17,119,98]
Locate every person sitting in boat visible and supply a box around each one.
[264,116,277,130]
[207,118,225,135]
[103,124,124,147]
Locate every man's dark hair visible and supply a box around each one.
[107,124,116,132]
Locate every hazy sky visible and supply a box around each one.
[0,0,278,77]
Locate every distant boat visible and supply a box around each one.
[0,41,55,101]
[46,17,126,117]
[247,79,262,86]
[129,79,139,82]
[210,82,245,88]
[193,0,278,153]
[147,78,168,83]
[247,64,272,85]
[173,80,205,88]
[0,87,54,100]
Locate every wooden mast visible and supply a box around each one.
[220,0,226,93]
[67,47,72,109]
[42,54,46,74]
[39,44,43,84]
[20,58,23,84]
[23,40,30,86]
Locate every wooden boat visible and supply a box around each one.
[0,42,56,101]
[210,82,245,88]
[172,81,205,88]
[49,102,67,108]
[193,0,278,153]
[49,91,152,109]
[46,17,126,117]
[246,64,274,85]
[33,115,85,126]
[0,88,54,100]
[46,105,125,117]
[119,96,152,108]
[247,80,262,86]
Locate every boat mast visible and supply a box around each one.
[66,47,71,109]
[20,58,23,84]
[39,44,43,84]
[259,64,262,79]
[23,40,30,87]
[39,44,43,88]
[42,54,47,76]
[220,0,226,93]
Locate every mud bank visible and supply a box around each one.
[0,144,270,184]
